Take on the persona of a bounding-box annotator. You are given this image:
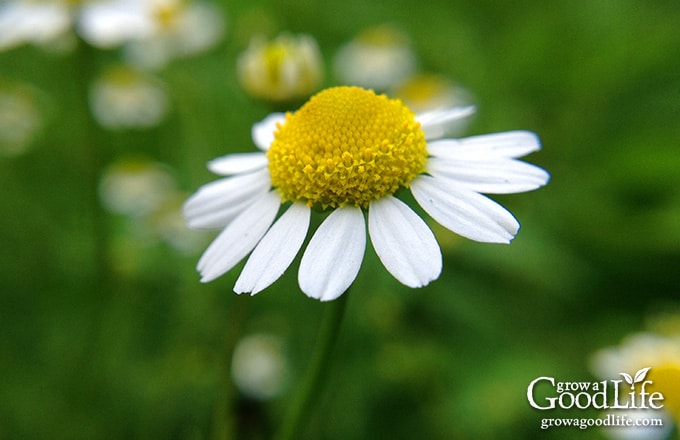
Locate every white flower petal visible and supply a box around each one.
[411,175,520,243]
[183,169,271,230]
[197,191,281,282]
[298,207,366,301]
[428,131,541,159]
[207,152,268,176]
[417,105,476,140]
[252,113,286,151]
[234,203,311,295]
[427,157,550,194]
[368,196,442,287]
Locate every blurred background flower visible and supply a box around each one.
[0,0,75,52]
[99,157,177,217]
[591,313,680,439]
[237,32,323,103]
[0,79,44,156]
[231,332,290,401]
[333,24,416,91]
[123,0,226,70]
[77,0,155,49]
[89,65,169,130]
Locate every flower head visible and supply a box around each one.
[78,0,225,68]
[267,86,426,208]
[77,0,153,49]
[123,0,226,70]
[0,80,43,156]
[89,65,168,129]
[231,333,290,400]
[591,329,680,432]
[0,0,74,52]
[184,86,549,301]
[333,25,416,91]
[99,157,177,217]
[237,33,323,103]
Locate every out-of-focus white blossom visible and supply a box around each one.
[77,0,154,49]
[591,325,680,440]
[237,33,323,103]
[89,65,168,130]
[77,0,225,68]
[333,24,416,91]
[99,157,177,217]
[123,0,226,70]
[231,333,289,400]
[0,0,74,51]
[0,80,43,156]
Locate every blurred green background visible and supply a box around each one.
[1,0,679,439]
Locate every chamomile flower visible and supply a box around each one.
[231,333,290,400]
[184,86,549,301]
[78,0,224,68]
[0,0,73,51]
[0,80,43,156]
[591,330,680,438]
[333,25,416,91]
[237,33,323,103]
[77,0,154,49]
[123,0,225,70]
[89,65,168,129]
[99,157,176,217]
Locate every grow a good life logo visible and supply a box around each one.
[528,367,664,410]
[527,367,666,431]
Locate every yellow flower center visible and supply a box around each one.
[153,0,183,29]
[647,364,680,421]
[267,87,427,209]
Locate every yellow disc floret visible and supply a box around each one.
[267,86,427,208]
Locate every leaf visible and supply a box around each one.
[634,367,651,383]
[619,372,634,385]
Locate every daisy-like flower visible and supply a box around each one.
[237,32,323,103]
[184,86,549,301]
[89,64,168,129]
[77,0,155,49]
[78,0,225,69]
[231,333,290,400]
[0,0,74,52]
[0,80,43,156]
[99,156,177,217]
[123,0,225,70]
[333,24,417,92]
[591,331,680,439]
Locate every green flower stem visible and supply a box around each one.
[275,291,350,440]
[74,39,111,292]
[68,38,115,405]
[212,296,252,440]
